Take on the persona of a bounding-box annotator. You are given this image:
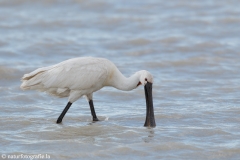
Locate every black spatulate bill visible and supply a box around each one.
[144,82,156,127]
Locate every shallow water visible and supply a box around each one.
[1,0,240,159]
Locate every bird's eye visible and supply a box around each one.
[145,78,147,81]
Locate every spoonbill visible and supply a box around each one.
[20,57,156,127]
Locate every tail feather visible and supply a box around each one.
[20,72,44,90]
[20,65,70,98]
[20,65,54,90]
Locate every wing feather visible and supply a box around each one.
[21,57,110,94]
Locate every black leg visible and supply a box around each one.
[89,100,99,121]
[56,102,72,123]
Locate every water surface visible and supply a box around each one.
[0,0,240,159]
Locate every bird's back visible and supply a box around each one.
[20,57,115,97]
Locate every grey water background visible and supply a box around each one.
[0,0,240,159]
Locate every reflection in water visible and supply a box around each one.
[143,128,155,143]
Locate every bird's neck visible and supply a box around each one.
[108,69,140,91]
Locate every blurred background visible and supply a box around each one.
[0,0,240,159]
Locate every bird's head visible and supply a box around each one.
[138,70,153,86]
[137,70,156,128]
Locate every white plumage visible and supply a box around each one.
[21,57,112,102]
[20,57,156,127]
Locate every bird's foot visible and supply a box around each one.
[93,117,99,121]
[56,118,62,124]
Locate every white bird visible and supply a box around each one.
[20,57,156,127]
